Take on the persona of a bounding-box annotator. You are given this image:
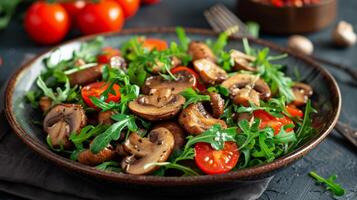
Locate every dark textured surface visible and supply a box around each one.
[0,0,356,199]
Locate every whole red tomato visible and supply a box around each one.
[61,0,86,26]
[77,0,125,35]
[24,2,70,45]
[116,0,139,18]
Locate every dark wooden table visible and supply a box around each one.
[0,0,356,199]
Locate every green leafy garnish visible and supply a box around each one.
[96,161,121,172]
[246,21,260,38]
[36,76,71,104]
[176,26,190,51]
[90,114,137,154]
[309,171,345,196]
[180,88,210,108]
[69,124,109,150]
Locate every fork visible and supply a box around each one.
[205,4,357,148]
[204,4,357,82]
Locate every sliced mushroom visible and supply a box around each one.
[150,56,182,74]
[221,74,271,106]
[142,70,196,95]
[43,104,87,148]
[208,92,225,118]
[98,110,117,125]
[230,50,256,71]
[154,122,186,150]
[193,59,228,84]
[68,64,104,86]
[121,128,175,175]
[128,88,185,121]
[179,103,227,135]
[39,96,52,113]
[78,146,115,166]
[188,41,216,62]
[292,82,313,106]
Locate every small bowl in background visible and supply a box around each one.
[236,0,337,34]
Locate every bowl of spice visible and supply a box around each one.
[236,0,337,34]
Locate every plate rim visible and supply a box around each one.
[4,27,341,186]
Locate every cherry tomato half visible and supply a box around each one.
[286,105,304,118]
[194,142,239,175]
[81,82,121,108]
[97,47,121,64]
[142,38,168,51]
[115,0,140,18]
[77,0,125,35]
[254,110,294,135]
[171,66,206,91]
[24,2,70,45]
[60,0,86,27]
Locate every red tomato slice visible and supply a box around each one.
[286,105,303,118]
[81,82,121,108]
[171,66,206,91]
[97,47,121,64]
[254,110,294,135]
[142,38,168,51]
[194,142,239,175]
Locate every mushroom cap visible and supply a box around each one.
[141,70,196,95]
[43,104,87,148]
[98,110,117,125]
[188,41,216,62]
[153,122,186,150]
[332,21,357,47]
[232,87,260,106]
[78,147,115,166]
[292,82,313,106]
[230,50,257,72]
[287,35,314,55]
[193,59,228,85]
[121,128,175,175]
[128,88,186,121]
[179,103,227,135]
[221,73,271,100]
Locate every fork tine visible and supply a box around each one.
[204,10,223,33]
[206,8,235,34]
[215,4,247,30]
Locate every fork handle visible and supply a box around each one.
[334,121,357,148]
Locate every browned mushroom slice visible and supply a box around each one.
[98,110,117,125]
[221,74,271,106]
[121,128,175,175]
[179,103,227,135]
[77,146,115,166]
[43,104,87,148]
[154,122,186,150]
[188,41,216,62]
[230,50,257,72]
[292,82,313,106]
[128,88,185,121]
[68,64,104,86]
[208,92,225,118]
[142,70,196,95]
[232,87,261,106]
[193,59,228,84]
[39,96,52,113]
[150,56,182,74]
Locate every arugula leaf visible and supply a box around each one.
[236,97,288,118]
[209,32,229,56]
[217,51,234,72]
[75,37,104,62]
[246,21,260,38]
[176,26,190,51]
[180,88,210,108]
[0,0,21,30]
[96,161,121,172]
[309,171,345,196]
[185,124,237,151]
[69,124,109,149]
[25,90,40,108]
[90,114,137,154]
[36,76,71,104]
[207,85,230,97]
